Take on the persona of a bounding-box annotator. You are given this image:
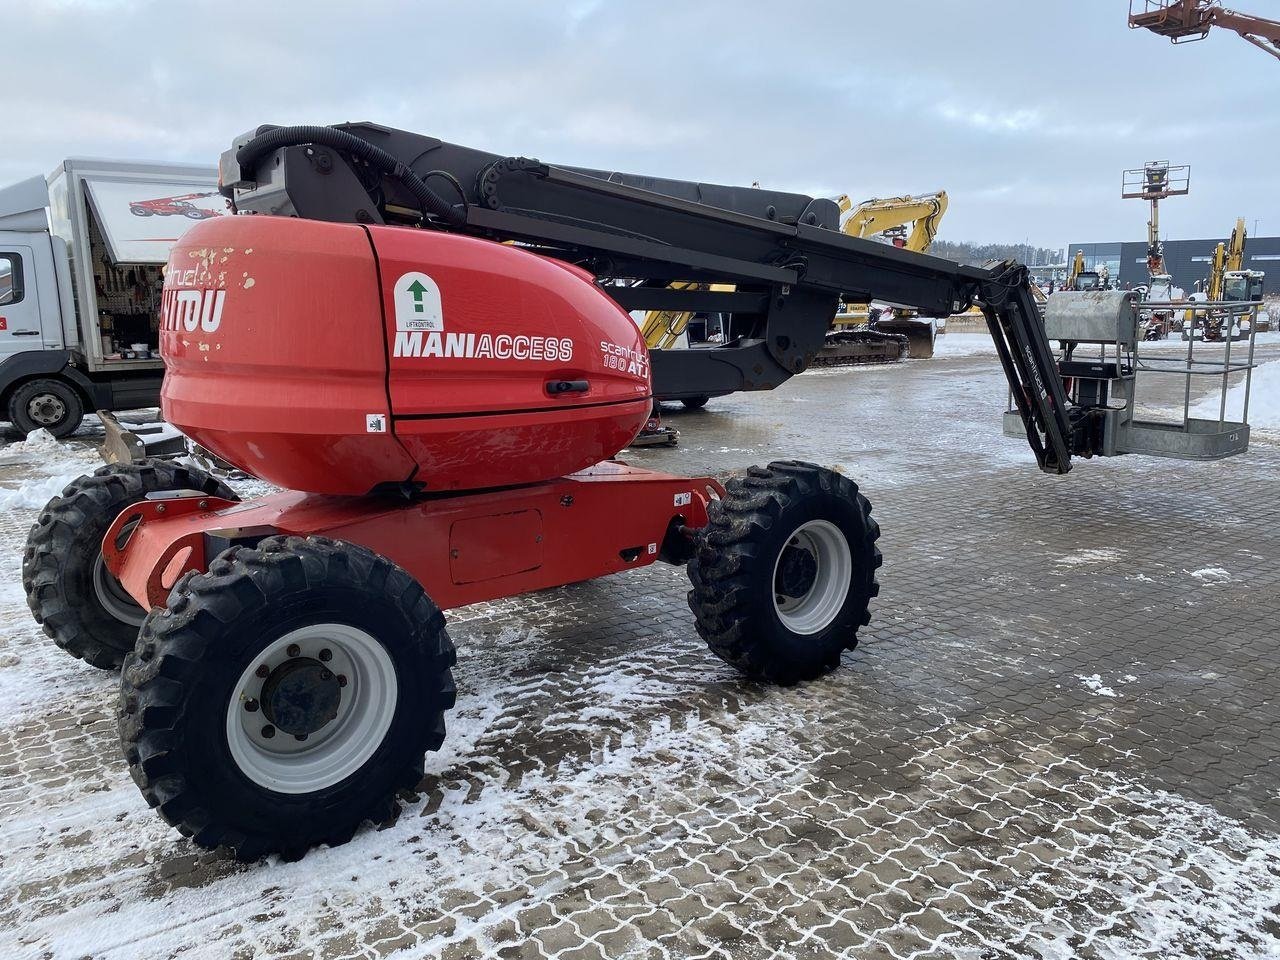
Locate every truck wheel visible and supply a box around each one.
[687,461,880,685]
[23,461,238,670]
[681,396,710,411]
[8,378,85,439]
[119,536,457,861]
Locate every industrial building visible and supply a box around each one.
[1067,235,1280,292]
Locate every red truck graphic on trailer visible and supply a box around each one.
[129,192,224,219]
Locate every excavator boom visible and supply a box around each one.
[837,191,949,252]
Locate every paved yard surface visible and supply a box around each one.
[2,340,1279,959]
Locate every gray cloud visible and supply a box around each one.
[5,0,1277,249]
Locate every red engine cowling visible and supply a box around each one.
[160,216,652,495]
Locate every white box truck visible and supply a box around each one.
[0,159,227,437]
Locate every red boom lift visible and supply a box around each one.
[18,123,1217,860]
[1129,1,1280,60]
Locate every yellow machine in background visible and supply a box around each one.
[641,190,950,366]
[838,191,949,252]
[822,191,950,363]
[1185,218,1265,340]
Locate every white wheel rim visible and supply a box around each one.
[225,624,398,794]
[771,519,853,635]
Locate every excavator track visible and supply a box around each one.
[812,329,910,367]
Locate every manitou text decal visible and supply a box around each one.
[394,272,444,333]
[599,340,648,377]
[393,331,575,361]
[160,288,225,333]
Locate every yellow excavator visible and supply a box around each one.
[640,190,950,367]
[1187,218,1265,341]
[821,192,949,363]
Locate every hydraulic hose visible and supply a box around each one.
[234,125,466,226]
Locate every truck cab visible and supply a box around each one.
[0,160,225,437]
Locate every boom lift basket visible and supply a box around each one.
[1004,291,1258,461]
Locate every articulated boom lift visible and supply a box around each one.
[1129,0,1280,60]
[21,123,1250,861]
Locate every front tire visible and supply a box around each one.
[23,461,238,669]
[119,536,457,861]
[7,378,85,438]
[687,461,880,685]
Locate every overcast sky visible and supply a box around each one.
[6,0,1278,250]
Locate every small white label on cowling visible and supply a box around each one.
[394,272,444,332]
[366,413,387,433]
[673,492,692,507]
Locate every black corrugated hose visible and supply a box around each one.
[234,125,466,226]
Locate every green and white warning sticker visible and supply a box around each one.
[394,272,444,332]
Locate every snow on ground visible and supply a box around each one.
[1191,358,1280,430]
[1078,673,1119,697]
[932,332,999,358]
[1188,566,1232,585]
[0,430,101,510]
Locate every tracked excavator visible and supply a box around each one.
[21,122,1255,860]
[640,190,950,380]
[1187,218,1265,340]
[818,191,949,364]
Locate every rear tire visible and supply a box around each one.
[7,378,84,439]
[687,461,880,685]
[119,536,457,861]
[681,396,710,411]
[23,461,238,669]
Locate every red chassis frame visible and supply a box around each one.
[103,462,723,612]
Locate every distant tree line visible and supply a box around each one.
[929,240,1063,267]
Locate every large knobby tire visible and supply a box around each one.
[687,461,880,685]
[7,378,85,439]
[23,461,238,670]
[119,536,457,861]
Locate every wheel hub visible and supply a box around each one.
[770,520,854,635]
[27,394,66,426]
[260,658,341,736]
[226,623,399,794]
[776,543,819,599]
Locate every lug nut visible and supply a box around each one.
[337,675,348,688]
[294,733,308,742]
[318,648,332,662]
[244,698,259,713]
[261,725,276,739]
[255,664,270,679]
[286,643,301,658]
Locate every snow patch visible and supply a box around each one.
[932,332,999,358]
[1078,673,1118,698]
[1191,358,1280,430]
[1055,548,1123,567]
[1188,566,1231,585]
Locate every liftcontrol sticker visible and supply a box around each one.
[366,413,388,433]
[394,272,444,333]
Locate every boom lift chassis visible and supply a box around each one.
[24,123,1242,860]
